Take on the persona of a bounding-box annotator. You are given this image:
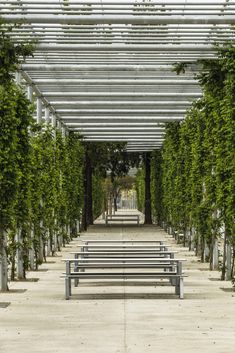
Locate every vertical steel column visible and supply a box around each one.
[36,98,42,124]
[45,106,50,124]
[15,71,21,85]
[62,125,67,138]
[52,114,57,129]
[57,120,62,131]
[27,85,33,102]
[65,261,71,300]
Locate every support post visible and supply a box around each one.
[57,120,62,131]
[62,125,67,138]
[36,98,42,124]
[65,261,71,300]
[179,277,184,299]
[15,71,21,85]
[45,107,50,124]
[27,85,33,102]
[74,254,79,287]
[52,114,57,129]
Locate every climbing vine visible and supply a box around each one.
[151,45,235,280]
[0,20,85,288]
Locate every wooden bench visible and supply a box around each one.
[106,214,140,226]
[63,258,185,300]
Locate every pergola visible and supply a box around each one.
[1,0,235,151]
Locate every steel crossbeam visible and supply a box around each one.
[4,0,233,150]
[3,14,235,25]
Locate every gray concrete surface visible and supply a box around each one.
[0,220,234,353]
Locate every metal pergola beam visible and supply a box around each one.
[33,78,197,85]
[43,92,201,97]
[77,126,165,130]
[62,116,184,123]
[34,43,217,52]
[21,64,188,71]
[84,134,165,137]
[69,123,165,128]
[2,1,233,5]
[49,103,191,109]
[83,138,165,142]
[3,14,235,25]
[4,1,231,151]
[56,108,186,113]
[11,25,235,31]
[78,130,165,134]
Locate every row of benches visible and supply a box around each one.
[62,239,186,300]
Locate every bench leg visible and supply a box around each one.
[74,255,79,287]
[175,277,184,299]
[65,277,71,300]
[175,277,180,296]
[179,277,184,299]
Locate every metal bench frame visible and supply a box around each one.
[63,258,185,300]
[105,214,140,226]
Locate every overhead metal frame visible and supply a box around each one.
[1,0,234,151]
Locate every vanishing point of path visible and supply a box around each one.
[0,221,235,353]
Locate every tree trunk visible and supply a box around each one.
[108,195,113,215]
[0,228,8,291]
[113,196,117,212]
[16,228,24,279]
[81,203,87,231]
[144,152,152,225]
[38,220,44,264]
[29,228,35,270]
[189,227,195,252]
[221,225,227,280]
[226,242,232,280]
[46,229,51,256]
[210,237,219,270]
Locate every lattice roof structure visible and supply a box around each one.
[1,0,235,151]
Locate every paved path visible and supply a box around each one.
[0,222,234,353]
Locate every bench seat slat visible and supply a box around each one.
[69,259,177,262]
[68,272,183,277]
[71,251,177,255]
[106,218,138,220]
[70,263,178,268]
[63,258,185,262]
[82,245,169,248]
[81,240,164,242]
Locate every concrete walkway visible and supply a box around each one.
[0,221,235,353]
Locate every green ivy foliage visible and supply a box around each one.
[0,18,85,278]
[0,19,34,85]
[151,46,235,277]
[93,172,105,219]
[63,132,84,231]
[135,168,145,212]
[151,150,163,225]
